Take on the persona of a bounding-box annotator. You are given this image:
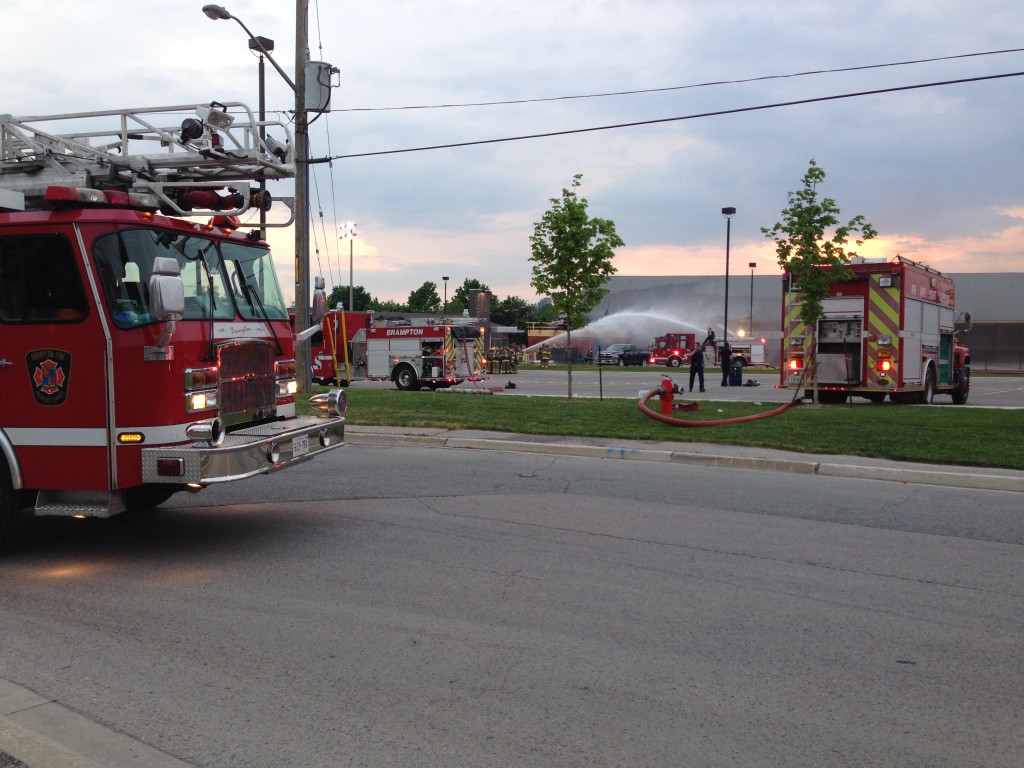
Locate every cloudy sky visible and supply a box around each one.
[3,1,1022,304]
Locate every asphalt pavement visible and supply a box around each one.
[3,380,1023,767]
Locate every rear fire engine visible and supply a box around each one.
[647,333,697,367]
[361,322,486,390]
[0,101,347,545]
[308,309,372,386]
[648,331,766,368]
[781,256,971,404]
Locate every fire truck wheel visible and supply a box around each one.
[920,368,936,405]
[394,365,418,391]
[864,393,887,403]
[952,370,970,405]
[0,465,23,548]
[126,485,182,511]
[668,357,682,368]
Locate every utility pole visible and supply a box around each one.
[294,0,311,392]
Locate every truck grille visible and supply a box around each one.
[218,341,276,415]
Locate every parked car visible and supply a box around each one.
[597,344,648,366]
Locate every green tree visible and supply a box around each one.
[530,174,623,399]
[761,159,877,402]
[407,281,442,313]
[369,298,408,312]
[326,284,373,312]
[491,295,534,329]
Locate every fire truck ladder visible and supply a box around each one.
[0,101,295,221]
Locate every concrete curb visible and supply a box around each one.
[346,432,1024,494]
[0,680,192,768]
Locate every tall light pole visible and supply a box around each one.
[748,261,757,338]
[202,3,311,391]
[721,207,736,342]
[340,222,357,310]
[248,34,274,239]
[442,276,449,316]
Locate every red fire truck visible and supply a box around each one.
[308,309,373,385]
[781,256,971,404]
[362,322,486,390]
[647,332,698,367]
[0,102,347,546]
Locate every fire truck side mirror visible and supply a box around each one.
[150,256,185,322]
[311,276,327,323]
[962,311,973,331]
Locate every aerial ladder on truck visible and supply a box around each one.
[0,101,345,544]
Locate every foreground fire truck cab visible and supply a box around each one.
[0,102,347,545]
[781,256,971,404]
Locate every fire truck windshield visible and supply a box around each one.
[92,229,288,327]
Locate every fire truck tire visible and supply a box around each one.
[0,463,23,549]
[864,392,887,403]
[668,357,682,368]
[394,365,418,391]
[126,484,182,511]
[920,368,936,405]
[952,369,970,405]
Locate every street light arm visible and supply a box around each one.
[202,4,296,91]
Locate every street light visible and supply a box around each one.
[203,3,312,392]
[442,276,449,316]
[721,207,736,343]
[340,222,357,310]
[748,261,757,338]
[202,5,295,89]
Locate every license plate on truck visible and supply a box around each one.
[292,434,309,457]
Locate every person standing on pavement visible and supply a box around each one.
[688,342,705,392]
[720,341,731,386]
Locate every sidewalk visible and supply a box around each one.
[345,425,1024,494]
[0,680,191,768]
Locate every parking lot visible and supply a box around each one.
[352,367,1024,408]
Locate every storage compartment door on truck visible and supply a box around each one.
[815,297,864,385]
[0,230,111,491]
[365,333,393,378]
[901,298,925,386]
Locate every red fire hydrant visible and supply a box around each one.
[660,377,674,415]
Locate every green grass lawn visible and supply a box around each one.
[305,386,1024,471]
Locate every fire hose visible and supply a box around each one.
[636,372,808,427]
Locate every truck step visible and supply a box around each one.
[33,490,125,518]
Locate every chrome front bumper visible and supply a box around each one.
[141,415,345,485]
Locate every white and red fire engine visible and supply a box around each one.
[781,256,971,404]
[0,101,348,545]
[648,331,766,368]
[360,322,486,390]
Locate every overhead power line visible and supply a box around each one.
[307,70,1024,164]
[333,47,1024,112]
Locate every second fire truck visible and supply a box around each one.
[360,322,486,390]
[781,256,971,404]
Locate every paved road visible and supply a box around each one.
[2,443,1021,767]
[356,368,1024,408]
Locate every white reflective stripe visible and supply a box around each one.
[5,427,107,447]
[6,424,193,447]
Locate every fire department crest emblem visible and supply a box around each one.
[26,349,72,406]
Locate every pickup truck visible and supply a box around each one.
[597,344,648,366]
